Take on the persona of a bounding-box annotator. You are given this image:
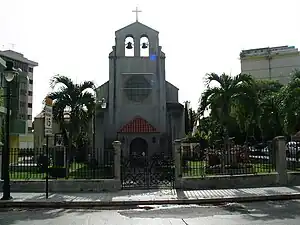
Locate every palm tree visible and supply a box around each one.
[199,73,255,135]
[48,75,96,151]
[198,73,255,169]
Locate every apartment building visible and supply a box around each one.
[0,50,38,132]
[0,50,38,148]
[240,46,300,84]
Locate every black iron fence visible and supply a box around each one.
[8,147,115,180]
[286,140,300,171]
[180,141,276,177]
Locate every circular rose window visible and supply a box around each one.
[124,75,152,102]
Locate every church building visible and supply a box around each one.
[95,16,184,158]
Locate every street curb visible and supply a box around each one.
[1,193,300,209]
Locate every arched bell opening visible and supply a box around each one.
[140,36,149,57]
[125,36,134,57]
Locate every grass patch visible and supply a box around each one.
[10,171,45,180]
[9,162,114,180]
[68,164,114,179]
[182,160,276,177]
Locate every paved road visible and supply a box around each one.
[1,200,300,224]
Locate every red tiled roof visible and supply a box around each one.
[118,116,158,133]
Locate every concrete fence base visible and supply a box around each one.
[176,173,279,190]
[0,179,121,193]
[3,173,300,192]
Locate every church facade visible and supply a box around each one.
[95,21,184,158]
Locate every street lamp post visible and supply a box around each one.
[63,107,71,177]
[1,61,18,200]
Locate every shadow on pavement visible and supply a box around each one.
[0,208,89,225]
[219,199,300,221]
[119,198,300,221]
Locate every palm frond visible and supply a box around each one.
[79,81,96,93]
[199,87,222,115]
[204,73,225,88]
[231,73,253,88]
[50,75,75,90]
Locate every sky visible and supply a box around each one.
[1,0,300,118]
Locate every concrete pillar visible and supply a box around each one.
[173,139,182,188]
[274,136,287,185]
[112,141,121,179]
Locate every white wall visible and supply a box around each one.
[241,54,300,84]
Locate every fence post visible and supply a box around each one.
[173,139,182,188]
[274,136,287,185]
[112,141,121,180]
[0,143,2,180]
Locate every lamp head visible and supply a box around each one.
[100,98,107,109]
[4,61,18,82]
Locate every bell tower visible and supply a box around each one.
[114,28,159,58]
[108,11,167,134]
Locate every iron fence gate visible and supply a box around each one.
[121,153,175,189]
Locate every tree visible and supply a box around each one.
[232,79,284,142]
[256,80,284,139]
[198,73,255,170]
[189,108,197,132]
[282,70,300,134]
[199,73,255,142]
[48,75,96,149]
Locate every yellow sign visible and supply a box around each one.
[44,96,53,136]
[45,96,53,106]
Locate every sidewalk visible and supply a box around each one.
[2,186,300,208]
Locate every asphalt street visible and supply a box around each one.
[1,200,300,224]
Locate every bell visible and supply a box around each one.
[126,42,133,49]
[142,43,148,49]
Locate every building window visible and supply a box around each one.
[28,103,32,108]
[123,75,152,102]
[28,91,32,96]
[20,101,26,107]
[29,79,33,84]
[20,89,27,95]
[27,115,32,120]
[28,67,33,73]
[152,137,156,143]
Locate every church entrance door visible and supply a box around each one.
[130,137,148,156]
[121,137,175,189]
